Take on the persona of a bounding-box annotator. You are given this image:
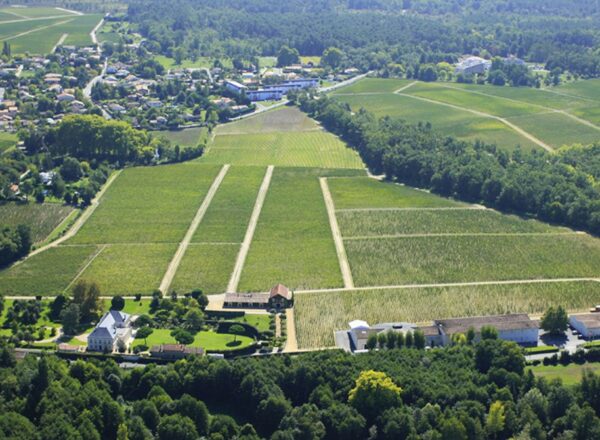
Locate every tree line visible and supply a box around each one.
[295,94,600,235]
[1,336,600,439]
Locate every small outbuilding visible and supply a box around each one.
[569,313,600,340]
[150,344,204,360]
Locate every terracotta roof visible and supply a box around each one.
[270,284,291,300]
[435,313,538,334]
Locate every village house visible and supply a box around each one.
[87,310,133,352]
[150,344,204,360]
[223,284,293,309]
[569,313,600,340]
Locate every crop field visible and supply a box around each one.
[337,209,569,237]
[0,202,75,243]
[328,177,462,209]
[192,166,265,243]
[0,245,98,295]
[0,9,101,54]
[170,243,239,294]
[294,281,600,348]
[335,92,539,150]
[528,363,600,386]
[154,127,208,147]
[76,243,177,295]
[217,107,318,134]
[71,164,221,244]
[238,168,353,292]
[203,130,364,168]
[333,78,600,151]
[345,234,600,286]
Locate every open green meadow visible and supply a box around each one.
[0,202,75,243]
[295,281,600,348]
[0,12,102,54]
[154,127,208,147]
[238,168,356,292]
[346,234,600,286]
[528,363,600,386]
[71,164,221,244]
[328,177,462,209]
[131,328,254,351]
[337,209,569,237]
[0,245,98,295]
[333,78,600,151]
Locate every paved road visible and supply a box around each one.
[159,164,230,293]
[227,166,274,292]
[320,177,354,288]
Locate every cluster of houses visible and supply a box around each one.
[339,309,600,353]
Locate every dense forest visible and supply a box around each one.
[2,338,600,439]
[126,0,600,78]
[295,95,600,235]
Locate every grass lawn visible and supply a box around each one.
[231,314,271,333]
[239,168,344,292]
[154,127,208,147]
[0,245,98,295]
[528,363,600,386]
[329,177,463,209]
[216,107,320,135]
[338,209,568,237]
[0,131,16,151]
[202,130,363,169]
[170,243,239,294]
[120,299,152,316]
[294,281,600,348]
[192,166,266,243]
[132,328,254,351]
[346,234,600,286]
[0,202,75,243]
[71,163,221,244]
[78,243,178,295]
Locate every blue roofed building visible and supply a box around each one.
[87,310,133,352]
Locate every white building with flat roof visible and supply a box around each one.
[570,313,600,340]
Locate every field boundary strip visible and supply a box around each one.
[343,231,584,240]
[336,206,485,212]
[159,164,230,293]
[439,83,600,132]
[395,91,553,151]
[1,18,74,41]
[24,169,122,260]
[52,33,68,53]
[320,177,354,288]
[394,81,418,93]
[294,277,600,294]
[226,165,274,293]
[63,244,107,292]
[0,14,79,24]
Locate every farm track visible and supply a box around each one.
[283,308,298,353]
[320,178,354,288]
[226,165,274,293]
[25,169,122,260]
[396,92,554,151]
[336,206,485,212]
[159,164,230,293]
[294,277,600,295]
[0,14,79,24]
[52,33,68,52]
[343,232,584,240]
[63,244,107,292]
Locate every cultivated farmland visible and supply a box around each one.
[0,202,76,243]
[294,281,600,348]
[201,107,364,169]
[154,127,208,147]
[0,8,101,54]
[332,78,600,151]
[238,168,361,292]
